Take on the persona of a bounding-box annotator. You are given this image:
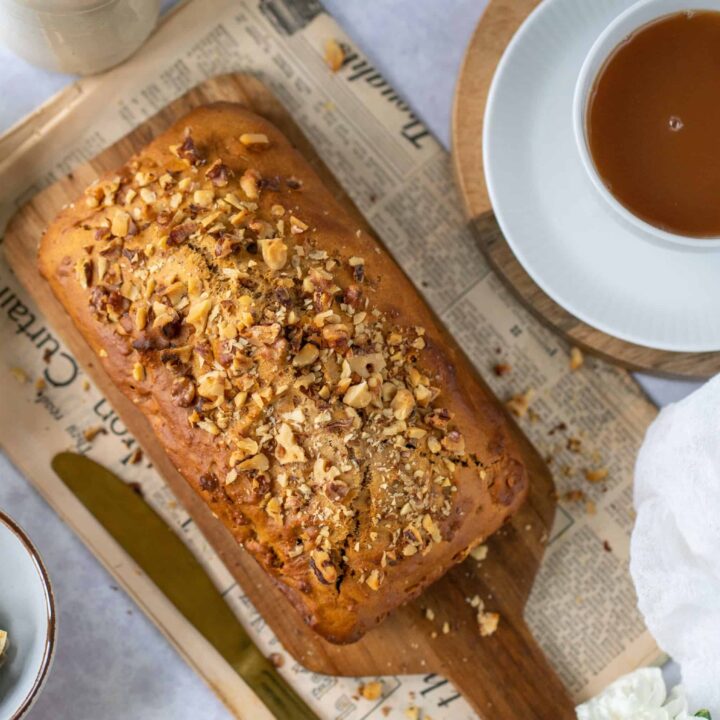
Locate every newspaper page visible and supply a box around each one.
[0,0,661,715]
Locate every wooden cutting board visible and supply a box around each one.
[4,73,575,719]
[452,0,720,379]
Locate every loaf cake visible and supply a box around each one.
[38,103,528,643]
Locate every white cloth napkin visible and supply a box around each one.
[631,375,720,715]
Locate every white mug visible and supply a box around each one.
[0,0,161,75]
[573,0,720,249]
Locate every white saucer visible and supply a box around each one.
[484,0,720,352]
[0,513,55,720]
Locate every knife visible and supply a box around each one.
[51,451,317,720]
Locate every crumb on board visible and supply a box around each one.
[268,652,284,668]
[82,379,90,391]
[128,447,143,465]
[585,467,609,483]
[404,707,421,720]
[569,346,584,371]
[83,425,107,443]
[10,367,29,384]
[478,610,500,637]
[586,500,597,516]
[505,389,534,418]
[470,544,488,562]
[35,377,46,393]
[324,38,344,72]
[359,680,383,701]
[603,540,612,552]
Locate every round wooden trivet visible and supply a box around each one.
[451,0,720,379]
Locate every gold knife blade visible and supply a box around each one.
[51,451,317,720]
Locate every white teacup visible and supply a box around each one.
[573,0,720,249]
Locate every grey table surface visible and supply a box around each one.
[0,1,696,718]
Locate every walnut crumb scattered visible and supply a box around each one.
[505,389,534,418]
[585,467,609,483]
[359,680,383,701]
[268,652,284,668]
[83,426,107,442]
[324,38,345,72]
[562,489,586,503]
[569,346,584,371]
[10,367,29,384]
[493,362,512,377]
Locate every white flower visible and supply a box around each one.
[576,668,692,720]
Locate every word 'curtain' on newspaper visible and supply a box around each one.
[0,0,660,716]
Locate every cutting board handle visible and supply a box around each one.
[444,615,576,718]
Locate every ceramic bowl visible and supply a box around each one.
[0,512,55,720]
[573,0,720,248]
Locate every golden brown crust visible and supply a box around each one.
[38,102,527,643]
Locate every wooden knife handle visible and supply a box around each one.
[443,615,575,719]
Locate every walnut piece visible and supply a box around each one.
[261,238,288,271]
[240,133,270,147]
[359,680,383,701]
[343,381,372,409]
[324,38,344,72]
[569,346,584,371]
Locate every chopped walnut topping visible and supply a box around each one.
[310,549,337,584]
[111,211,130,238]
[261,238,288,271]
[391,387,415,421]
[70,135,476,591]
[240,133,270,147]
[205,159,231,187]
[289,215,308,234]
[240,169,261,200]
[366,568,382,591]
[343,381,373,409]
[132,362,146,382]
[275,423,307,465]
